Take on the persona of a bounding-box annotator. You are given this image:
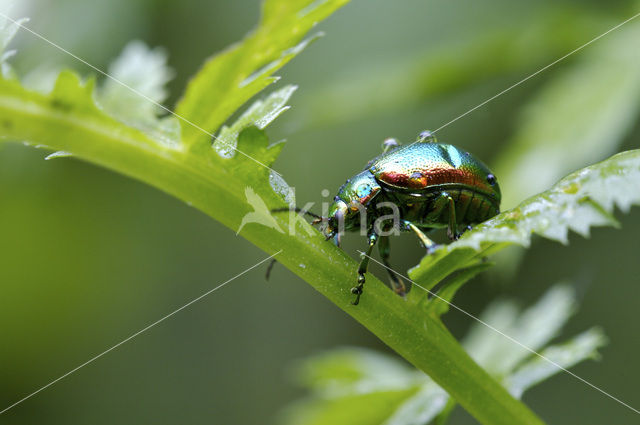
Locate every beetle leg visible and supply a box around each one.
[422,192,460,241]
[265,258,278,280]
[404,220,439,254]
[352,232,379,305]
[445,195,460,241]
[378,235,410,296]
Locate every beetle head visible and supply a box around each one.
[324,171,381,245]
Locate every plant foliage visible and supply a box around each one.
[407,149,640,306]
[281,285,606,425]
[1,2,639,424]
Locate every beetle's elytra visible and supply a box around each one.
[276,131,501,305]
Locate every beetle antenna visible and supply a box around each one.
[271,207,324,220]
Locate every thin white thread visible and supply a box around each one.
[0,250,282,415]
[0,12,282,177]
[429,11,640,135]
[359,251,640,415]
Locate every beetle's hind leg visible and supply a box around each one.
[421,192,460,241]
[353,232,379,305]
[445,195,461,241]
[378,235,410,296]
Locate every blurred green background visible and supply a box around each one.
[1,0,639,424]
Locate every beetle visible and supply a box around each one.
[275,131,501,305]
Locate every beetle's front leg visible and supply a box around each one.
[352,231,379,305]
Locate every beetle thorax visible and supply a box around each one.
[324,171,381,238]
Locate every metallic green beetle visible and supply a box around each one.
[280,131,501,305]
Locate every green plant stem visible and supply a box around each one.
[0,88,544,425]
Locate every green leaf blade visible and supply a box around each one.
[495,20,640,209]
[281,390,418,425]
[95,41,179,147]
[410,150,640,289]
[382,382,449,425]
[284,285,605,425]
[422,262,493,316]
[504,328,607,399]
[174,0,348,149]
[463,285,577,375]
[214,85,296,159]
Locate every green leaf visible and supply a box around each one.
[21,65,61,93]
[0,11,27,78]
[95,40,180,147]
[486,18,640,282]
[174,0,349,149]
[382,382,448,425]
[283,285,604,425]
[213,84,296,158]
[494,20,640,209]
[293,348,421,397]
[463,284,576,375]
[504,328,606,398]
[281,391,418,425]
[423,262,493,317]
[409,149,640,295]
